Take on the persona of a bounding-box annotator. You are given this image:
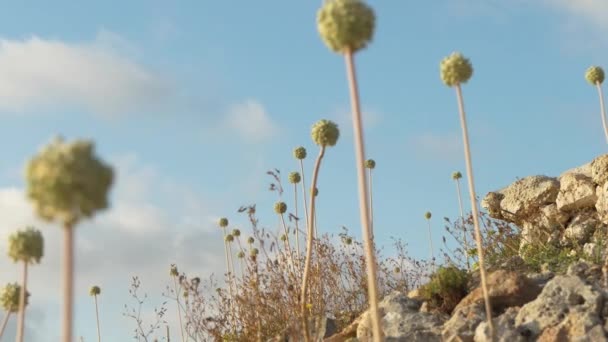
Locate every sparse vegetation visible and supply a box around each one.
[419,266,469,314]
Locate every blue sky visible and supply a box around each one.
[1,0,608,340]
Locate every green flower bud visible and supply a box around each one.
[440,52,473,87]
[274,201,287,214]
[293,146,307,160]
[218,217,229,228]
[394,267,401,274]
[0,283,29,312]
[280,234,287,242]
[231,229,241,237]
[288,172,301,184]
[250,248,259,257]
[225,234,234,243]
[237,251,246,259]
[8,226,44,264]
[344,237,353,245]
[586,66,605,85]
[364,159,376,169]
[467,248,478,257]
[183,291,189,298]
[311,188,319,197]
[317,0,375,54]
[311,119,340,147]
[452,171,462,180]
[89,285,101,296]
[425,212,432,220]
[247,237,255,244]
[25,137,114,227]
[170,265,179,277]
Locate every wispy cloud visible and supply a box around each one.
[542,0,608,31]
[407,132,462,161]
[222,99,280,143]
[0,30,171,116]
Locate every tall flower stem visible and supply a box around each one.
[0,313,10,339]
[368,168,374,241]
[293,184,301,259]
[300,146,326,342]
[62,224,74,342]
[455,84,493,336]
[596,82,608,144]
[94,294,101,342]
[16,262,28,342]
[279,214,295,267]
[344,49,381,342]
[299,160,310,239]
[455,178,470,271]
[221,229,235,307]
[426,220,435,271]
[173,276,185,342]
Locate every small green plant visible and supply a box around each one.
[419,266,469,314]
[520,243,579,274]
[89,285,102,342]
[25,137,113,342]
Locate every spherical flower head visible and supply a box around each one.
[218,217,229,228]
[247,237,255,244]
[274,201,287,214]
[8,226,44,264]
[440,52,473,87]
[237,251,246,259]
[452,171,462,180]
[280,234,287,242]
[394,267,401,274]
[311,119,340,147]
[586,66,605,85]
[288,172,301,184]
[317,0,375,54]
[344,237,353,245]
[250,248,259,256]
[25,137,114,227]
[170,265,179,277]
[425,211,432,220]
[89,285,101,296]
[231,229,241,237]
[364,159,376,169]
[225,234,234,243]
[0,283,29,312]
[293,146,307,160]
[311,187,319,197]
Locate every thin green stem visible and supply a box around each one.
[455,179,470,271]
[299,160,310,239]
[344,50,382,342]
[455,84,494,337]
[368,168,374,241]
[427,220,435,271]
[94,295,101,342]
[16,261,28,342]
[173,276,185,342]
[293,184,301,259]
[0,311,10,339]
[597,83,608,145]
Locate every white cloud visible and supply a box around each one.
[408,132,462,161]
[0,30,170,116]
[330,106,382,137]
[542,0,608,31]
[222,99,280,142]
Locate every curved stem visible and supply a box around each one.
[597,83,608,145]
[173,276,185,342]
[344,50,382,341]
[94,295,101,342]
[455,179,470,271]
[62,224,75,342]
[300,146,326,342]
[16,261,28,342]
[0,313,10,340]
[455,84,494,337]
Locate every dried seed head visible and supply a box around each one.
[247,237,255,244]
[425,211,432,220]
[25,137,114,227]
[0,283,29,312]
[293,146,307,160]
[237,251,246,259]
[288,172,301,184]
[452,171,462,180]
[440,52,473,87]
[89,285,101,296]
[250,248,259,256]
[344,237,353,245]
[394,267,401,274]
[586,66,605,85]
[311,119,340,147]
[218,217,229,228]
[8,226,44,264]
[225,234,234,243]
[280,234,287,242]
[170,265,179,277]
[365,159,376,169]
[231,229,241,237]
[274,201,287,214]
[317,0,375,54]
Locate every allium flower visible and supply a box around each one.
[218,218,229,228]
[311,188,319,197]
[0,283,28,312]
[365,159,376,169]
[225,234,234,243]
[280,234,287,242]
[170,265,179,277]
[317,0,375,54]
[274,202,287,214]
[586,66,605,85]
[311,120,340,147]
[394,267,400,274]
[440,52,473,87]
[8,227,44,264]
[288,172,301,184]
[425,212,432,220]
[231,229,241,237]
[452,171,462,180]
[250,248,259,257]
[89,286,101,296]
[25,137,114,226]
[293,146,307,160]
[344,237,353,245]
[237,251,245,259]
[247,237,255,244]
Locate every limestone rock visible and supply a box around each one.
[442,303,485,342]
[591,154,608,186]
[596,182,608,223]
[560,162,592,180]
[563,211,601,244]
[474,307,529,342]
[356,291,445,341]
[515,275,603,339]
[556,173,597,212]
